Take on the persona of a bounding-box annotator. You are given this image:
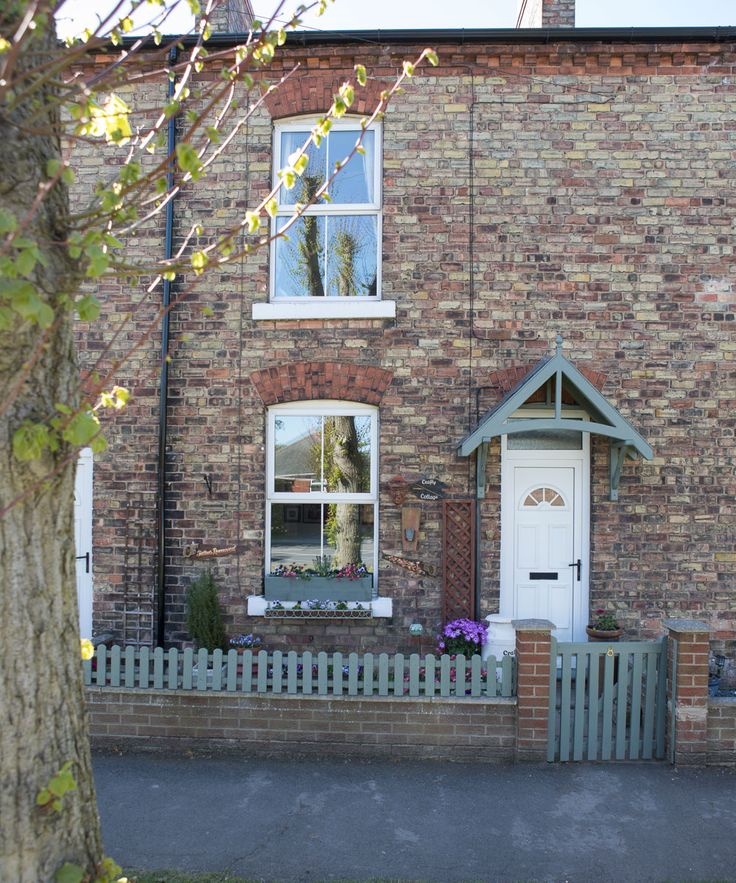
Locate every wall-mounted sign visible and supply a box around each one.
[409,477,448,501]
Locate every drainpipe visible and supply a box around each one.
[156,45,178,648]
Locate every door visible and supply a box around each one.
[74,448,93,637]
[500,435,589,642]
[511,467,577,640]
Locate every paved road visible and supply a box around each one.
[93,752,736,882]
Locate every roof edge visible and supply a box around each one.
[120,25,736,51]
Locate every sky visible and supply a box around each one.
[55,0,736,39]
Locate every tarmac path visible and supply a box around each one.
[93,751,736,882]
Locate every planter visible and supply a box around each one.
[264,575,373,602]
[586,626,623,642]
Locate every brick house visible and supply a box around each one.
[74,0,736,657]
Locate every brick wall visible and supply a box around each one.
[76,35,736,653]
[86,688,517,762]
[707,699,736,766]
[516,0,575,29]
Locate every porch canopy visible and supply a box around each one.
[458,338,653,501]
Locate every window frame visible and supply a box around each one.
[269,116,383,303]
[265,400,379,581]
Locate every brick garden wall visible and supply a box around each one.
[86,688,517,762]
[707,699,736,766]
[77,35,736,653]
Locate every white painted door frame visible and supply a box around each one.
[74,447,94,638]
[499,411,590,642]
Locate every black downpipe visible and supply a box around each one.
[156,46,178,648]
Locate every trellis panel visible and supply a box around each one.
[442,500,475,621]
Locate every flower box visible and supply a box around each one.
[264,575,373,602]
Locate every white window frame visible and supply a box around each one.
[265,400,379,581]
[253,116,391,321]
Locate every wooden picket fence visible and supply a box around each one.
[84,645,516,699]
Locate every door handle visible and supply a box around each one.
[568,559,581,581]
[76,552,90,574]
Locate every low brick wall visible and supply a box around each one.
[86,688,517,762]
[707,698,736,766]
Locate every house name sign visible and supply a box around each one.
[409,477,448,502]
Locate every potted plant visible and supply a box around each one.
[586,608,623,641]
[229,633,263,653]
[437,618,489,657]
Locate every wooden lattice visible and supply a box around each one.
[442,500,475,621]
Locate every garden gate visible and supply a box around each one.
[547,637,669,762]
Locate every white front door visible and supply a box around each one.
[500,434,589,642]
[74,448,93,638]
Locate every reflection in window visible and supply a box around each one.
[274,216,377,299]
[270,503,375,567]
[273,414,371,494]
[268,405,377,578]
[272,121,380,300]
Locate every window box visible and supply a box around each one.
[264,575,373,602]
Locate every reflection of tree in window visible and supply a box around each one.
[307,415,370,565]
[332,227,377,298]
[291,174,324,297]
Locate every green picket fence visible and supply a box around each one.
[84,645,516,699]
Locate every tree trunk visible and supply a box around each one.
[0,16,103,882]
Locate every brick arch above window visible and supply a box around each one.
[250,362,393,406]
[263,76,389,120]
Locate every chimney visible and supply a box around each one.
[206,0,254,33]
[516,0,575,28]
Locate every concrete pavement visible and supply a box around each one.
[93,751,736,882]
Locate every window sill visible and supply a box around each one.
[247,596,393,618]
[252,301,396,321]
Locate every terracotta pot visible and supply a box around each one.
[586,626,623,642]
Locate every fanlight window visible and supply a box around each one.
[522,487,566,509]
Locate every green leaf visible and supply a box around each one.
[201,305,213,316]
[0,305,14,330]
[191,251,208,274]
[0,208,17,234]
[403,61,414,77]
[176,142,204,181]
[244,211,260,234]
[12,421,51,461]
[355,64,367,87]
[62,411,100,447]
[265,198,278,218]
[46,158,62,178]
[53,864,85,883]
[75,295,100,322]
[90,434,108,454]
[426,48,439,66]
[162,270,176,282]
